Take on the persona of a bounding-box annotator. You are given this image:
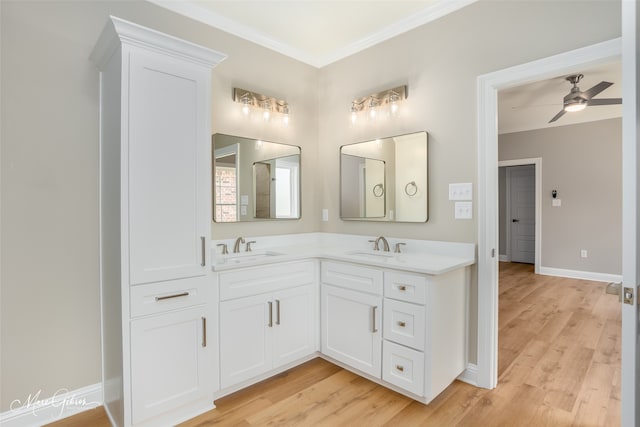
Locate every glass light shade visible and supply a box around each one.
[564,100,587,112]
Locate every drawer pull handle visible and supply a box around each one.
[398,321,406,327]
[268,301,273,327]
[396,365,405,372]
[372,306,378,333]
[202,317,207,347]
[201,236,206,267]
[398,285,407,291]
[155,292,189,301]
[275,299,281,325]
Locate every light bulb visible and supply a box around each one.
[350,104,357,124]
[368,98,377,120]
[241,101,250,116]
[283,104,290,126]
[262,101,271,122]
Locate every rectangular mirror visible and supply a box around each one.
[213,134,301,222]
[340,131,428,222]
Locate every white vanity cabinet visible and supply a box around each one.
[320,260,468,403]
[217,261,318,390]
[320,262,383,377]
[91,17,226,427]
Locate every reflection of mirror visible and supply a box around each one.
[213,134,301,222]
[341,155,386,218]
[340,131,428,222]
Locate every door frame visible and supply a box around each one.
[476,38,621,389]
[499,159,541,272]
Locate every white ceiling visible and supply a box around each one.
[148,0,621,133]
[498,60,622,134]
[148,0,477,68]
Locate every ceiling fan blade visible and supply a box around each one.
[587,98,622,106]
[582,81,613,99]
[548,109,566,123]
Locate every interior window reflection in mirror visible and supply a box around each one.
[212,134,301,222]
[340,131,428,222]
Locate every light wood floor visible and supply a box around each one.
[48,263,621,426]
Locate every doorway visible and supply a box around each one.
[476,38,622,390]
[498,159,542,271]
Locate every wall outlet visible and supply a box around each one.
[322,209,329,222]
[580,249,588,258]
[455,201,473,219]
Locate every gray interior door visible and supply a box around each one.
[509,165,535,264]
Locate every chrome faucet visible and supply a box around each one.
[373,236,390,252]
[233,237,245,253]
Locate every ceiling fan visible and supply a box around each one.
[548,73,622,123]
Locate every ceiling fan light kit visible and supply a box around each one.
[548,73,621,123]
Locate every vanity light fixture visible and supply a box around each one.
[349,85,407,124]
[233,87,290,125]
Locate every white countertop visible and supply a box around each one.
[211,233,476,275]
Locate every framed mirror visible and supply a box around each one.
[213,134,301,222]
[340,131,428,222]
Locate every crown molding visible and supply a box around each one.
[147,0,478,68]
[146,0,319,66]
[318,0,478,67]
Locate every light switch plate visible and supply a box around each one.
[241,205,247,216]
[552,199,561,207]
[449,183,473,200]
[455,201,473,219]
[322,209,329,222]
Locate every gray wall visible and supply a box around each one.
[0,0,318,412]
[499,118,622,274]
[0,0,622,412]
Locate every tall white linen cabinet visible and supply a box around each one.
[90,17,226,427]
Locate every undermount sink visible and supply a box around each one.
[221,251,284,264]
[346,250,395,260]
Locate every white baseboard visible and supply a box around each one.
[457,363,478,386]
[0,383,102,427]
[539,266,622,283]
[498,255,509,262]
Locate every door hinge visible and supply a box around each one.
[623,286,635,305]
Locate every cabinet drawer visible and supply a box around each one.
[321,261,383,295]
[219,260,315,301]
[382,341,425,397]
[383,299,425,351]
[384,271,427,303]
[130,276,208,318]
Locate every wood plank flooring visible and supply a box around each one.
[47,263,621,426]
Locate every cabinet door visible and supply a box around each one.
[130,306,209,424]
[220,294,272,388]
[128,49,209,285]
[273,285,316,368]
[321,285,382,377]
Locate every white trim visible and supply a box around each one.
[146,0,478,68]
[457,363,479,386]
[477,38,621,390]
[317,0,479,67]
[499,158,542,274]
[621,2,639,425]
[0,383,102,427]
[498,255,510,262]
[539,267,622,283]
